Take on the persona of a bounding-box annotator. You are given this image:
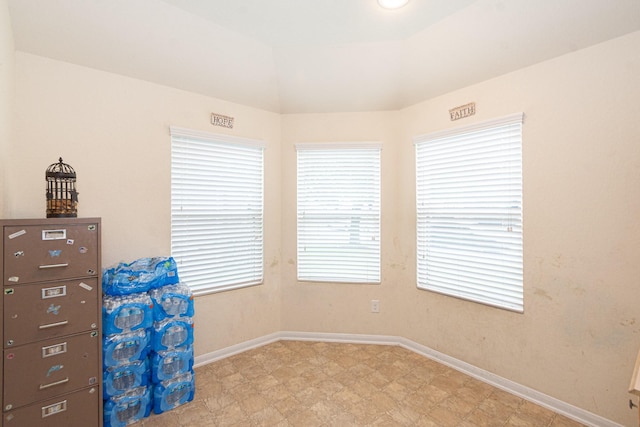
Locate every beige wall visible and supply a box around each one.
[280,111,406,336]
[7,23,640,426]
[0,0,14,217]
[11,53,283,356]
[281,32,640,425]
[399,31,640,425]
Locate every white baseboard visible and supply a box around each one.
[394,337,621,427]
[279,330,400,346]
[194,332,282,367]
[194,331,621,427]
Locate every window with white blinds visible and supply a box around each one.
[170,127,264,296]
[415,113,524,312]
[296,143,381,284]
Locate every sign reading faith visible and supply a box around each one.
[211,113,234,129]
[449,102,476,121]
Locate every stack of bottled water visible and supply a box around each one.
[102,257,194,426]
[148,282,195,414]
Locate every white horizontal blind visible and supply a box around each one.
[415,113,523,312]
[171,127,264,296]
[297,143,381,283]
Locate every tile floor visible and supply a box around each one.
[138,340,586,426]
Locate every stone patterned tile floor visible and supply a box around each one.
[137,340,586,426]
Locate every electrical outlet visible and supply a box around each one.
[371,299,380,313]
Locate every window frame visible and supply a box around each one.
[170,126,265,296]
[296,142,382,284]
[414,113,524,312]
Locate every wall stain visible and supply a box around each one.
[572,286,586,296]
[533,287,553,301]
[270,257,279,268]
[620,318,636,327]
[551,254,564,268]
[388,262,407,271]
[287,259,295,265]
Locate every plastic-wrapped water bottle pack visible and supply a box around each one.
[103,293,153,335]
[103,386,152,427]
[103,359,150,399]
[102,257,179,296]
[102,256,195,424]
[153,372,195,415]
[149,282,194,321]
[151,317,194,352]
[103,329,150,367]
[151,345,194,383]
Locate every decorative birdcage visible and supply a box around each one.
[46,157,78,218]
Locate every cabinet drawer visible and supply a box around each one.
[3,223,99,285]
[3,386,100,427]
[4,279,99,348]
[3,332,100,410]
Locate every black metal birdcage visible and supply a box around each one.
[46,157,78,218]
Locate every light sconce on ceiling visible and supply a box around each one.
[377,0,409,9]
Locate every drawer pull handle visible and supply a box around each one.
[39,377,69,390]
[38,263,69,270]
[38,320,69,330]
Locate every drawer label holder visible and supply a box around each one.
[42,400,67,418]
[42,285,66,299]
[42,342,67,358]
[42,229,67,241]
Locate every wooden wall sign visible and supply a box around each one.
[211,113,234,129]
[449,102,476,121]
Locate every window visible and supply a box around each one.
[296,143,381,283]
[170,127,264,296]
[415,113,523,312]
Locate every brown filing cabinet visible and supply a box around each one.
[0,218,102,427]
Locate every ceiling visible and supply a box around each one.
[7,0,640,114]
